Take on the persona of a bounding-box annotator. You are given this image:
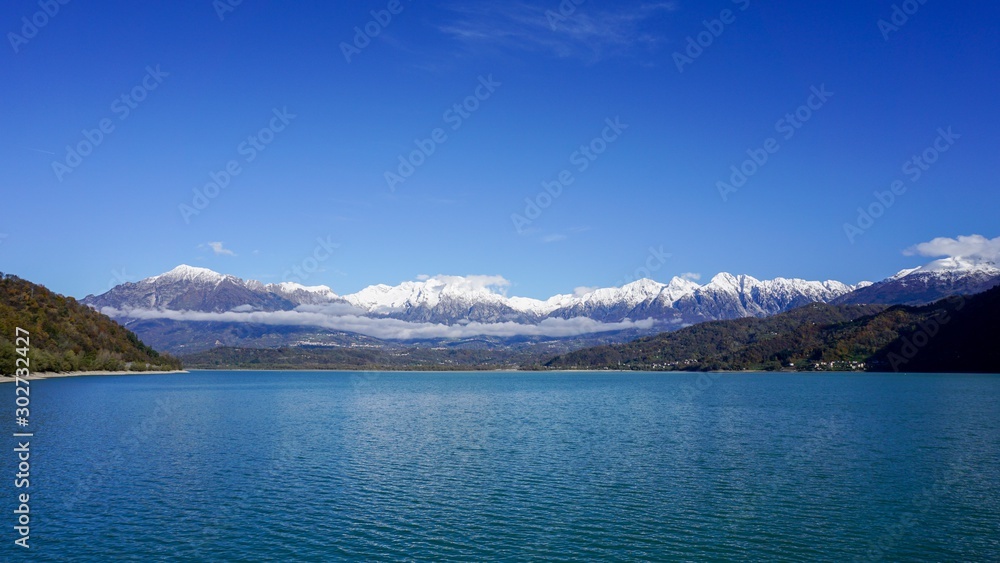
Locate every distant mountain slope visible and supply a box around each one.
[0,273,182,373]
[834,258,1000,306]
[82,265,306,313]
[121,318,391,355]
[541,284,1000,373]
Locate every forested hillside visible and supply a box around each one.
[0,273,182,373]
[542,285,1000,373]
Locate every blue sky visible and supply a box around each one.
[2,0,998,299]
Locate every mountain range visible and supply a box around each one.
[85,265,871,322]
[81,258,1000,355]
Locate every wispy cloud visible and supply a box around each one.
[202,241,236,256]
[101,305,654,340]
[439,2,677,62]
[542,233,568,243]
[680,272,701,281]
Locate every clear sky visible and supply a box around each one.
[3,0,998,299]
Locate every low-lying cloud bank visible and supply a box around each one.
[100,306,656,340]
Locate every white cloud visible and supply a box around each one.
[904,234,1000,263]
[542,234,568,243]
[102,306,655,340]
[680,272,701,281]
[202,241,236,256]
[573,286,599,297]
[424,274,511,293]
[440,2,677,62]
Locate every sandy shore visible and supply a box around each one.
[0,370,188,382]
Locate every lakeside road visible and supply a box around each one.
[0,370,189,382]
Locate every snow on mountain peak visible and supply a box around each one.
[344,275,511,312]
[667,276,702,290]
[574,279,662,308]
[897,234,1000,278]
[271,281,334,294]
[151,264,226,283]
[619,278,666,298]
[266,281,339,301]
[889,266,922,280]
[891,256,1000,280]
[706,272,756,292]
[623,278,664,291]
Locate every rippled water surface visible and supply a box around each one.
[3,371,999,561]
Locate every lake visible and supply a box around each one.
[3,371,999,561]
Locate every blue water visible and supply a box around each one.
[2,371,998,561]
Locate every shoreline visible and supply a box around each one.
[2,369,994,381]
[0,370,189,382]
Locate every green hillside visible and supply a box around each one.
[0,273,182,373]
[541,285,1000,373]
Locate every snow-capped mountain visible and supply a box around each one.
[835,257,1000,305]
[336,273,865,326]
[669,274,860,323]
[250,280,339,306]
[84,265,866,327]
[343,275,529,324]
[83,265,299,313]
